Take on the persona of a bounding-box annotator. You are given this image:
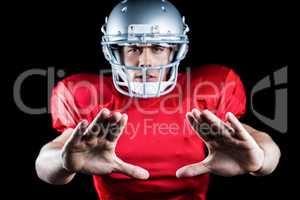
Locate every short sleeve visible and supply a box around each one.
[50,74,118,133]
[191,65,246,121]
[50,81,80,133]
[215,69,247,120]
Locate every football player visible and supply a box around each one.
[35,0,281,199]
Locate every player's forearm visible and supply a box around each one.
[252,133,281,176]
[35,143,75,185]
[244,124,281,176]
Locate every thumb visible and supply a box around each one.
[176,162,210,178]
[115,158,150,180]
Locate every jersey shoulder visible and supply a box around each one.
[51,73,122,132]
[186,64,246,119]
[58,73,117,105]
[191,64,239,84]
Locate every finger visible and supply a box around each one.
[226,112,252,141]
[186,111,213,142]
[106,114,128,142]
[176,162,210,178]
[191,108,203,123]
[186,112,200,132]
[201,110,234,139]
[108,112,122,125]
[66,120,88,145]
[186,112,196,126]
[85,108,111,138]
[115,157,149,180]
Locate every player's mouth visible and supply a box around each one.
[133,74,159,82]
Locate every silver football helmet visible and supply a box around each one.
[101,0,189,98]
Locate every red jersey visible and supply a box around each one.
[51,64,246,200]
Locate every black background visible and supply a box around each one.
[6,0,295,199]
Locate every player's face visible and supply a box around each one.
[122,45,172,82]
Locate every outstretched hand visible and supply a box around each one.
[61,108,149,180]
[176,109,264,178]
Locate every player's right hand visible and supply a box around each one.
[61,108,149,179]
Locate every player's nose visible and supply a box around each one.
[138,48,152,67]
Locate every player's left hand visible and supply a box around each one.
[176,109,264,178]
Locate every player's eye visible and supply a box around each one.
[151,45,166,54]
[127,46,141,54]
